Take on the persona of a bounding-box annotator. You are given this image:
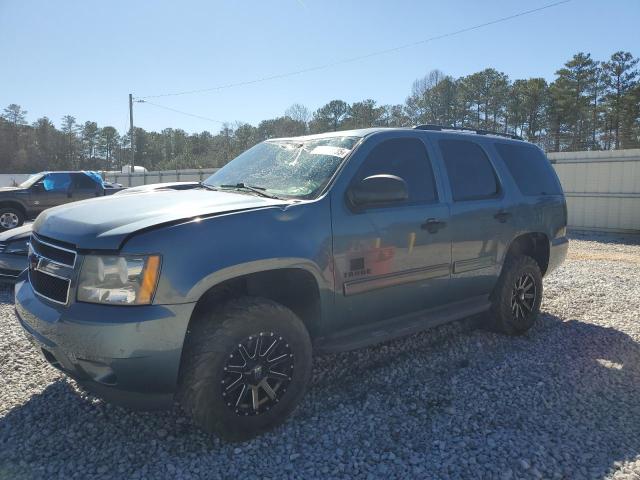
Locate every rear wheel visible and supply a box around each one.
[0,207,24,230]
[178,297,312,441]
[490,255,542,335]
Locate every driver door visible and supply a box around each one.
[331,136,452,331]
[29,172,72,212]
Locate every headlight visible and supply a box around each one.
[4,239,29,255]
[77,255,161,305]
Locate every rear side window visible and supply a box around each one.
[494,143,562,196]
[356,137,438,204]
[72,173,98,189]
[438,139,499,201]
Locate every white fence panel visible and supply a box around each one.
[549,149,640,233]
[103,169,218,187]
[0,173,32,187]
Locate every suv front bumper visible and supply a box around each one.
[14,279,196,410]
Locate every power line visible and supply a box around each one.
[137,99,227,124]
[138,0,571,100]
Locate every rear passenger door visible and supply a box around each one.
[435,138,516,300]
[331,135,452,331]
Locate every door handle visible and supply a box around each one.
[421,218,446,233]
[494,211,512,223]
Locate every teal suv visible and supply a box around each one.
[15,125,568,440]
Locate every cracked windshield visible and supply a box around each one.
[204,136,359,198]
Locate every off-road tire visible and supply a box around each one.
[178,297,312,442]
[490,255,542,335]
[0,206,24,231]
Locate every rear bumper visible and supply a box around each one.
[15,279,196,410]
[547,236,569,275]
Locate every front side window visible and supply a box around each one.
[42,173,72,193]
[494,143,562,196]
[439,139,499,201]
[204,136,360,199]
[354,137,438,204]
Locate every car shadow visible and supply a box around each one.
[1,312,640,478]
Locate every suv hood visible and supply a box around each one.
[33,189,288,250]
[0,187,23,193]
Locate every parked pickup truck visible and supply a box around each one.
[15,126,568,441]
[0,171,123,230]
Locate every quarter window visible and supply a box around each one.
[494,143,562,196]
[439,139,499,201]
[355,138,437,204]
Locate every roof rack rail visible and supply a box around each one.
[413,124,523,141]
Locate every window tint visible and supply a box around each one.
[494,143,562,196]
[356,138,437,204]
[42,173,72,193]
[439,140,498,201]
[73,173,98,190]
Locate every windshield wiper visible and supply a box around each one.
[199,182,219,191]
[219,183,281,199]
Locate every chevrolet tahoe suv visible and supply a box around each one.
[15,126,568,441]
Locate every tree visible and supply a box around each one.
[310,100,349,132]
[602,51,639,148]
[345,99,384,128]
[2,104,27,126]
[284,103,310,127]
[81,121,99,166]
[61,115,79,168]
[380,104,410,127]
[98,126,119,169]
[508,78,548,142]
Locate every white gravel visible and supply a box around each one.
[1,233,640,479]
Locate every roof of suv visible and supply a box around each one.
[270,126,524,143]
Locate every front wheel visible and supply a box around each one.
[490,255,543,335]
[178,297,312,442]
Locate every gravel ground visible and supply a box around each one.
[1,233,640,479]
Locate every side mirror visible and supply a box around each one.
[31,182,45,192]
[347,174,409,209]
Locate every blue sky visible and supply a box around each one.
[1,0,638,134]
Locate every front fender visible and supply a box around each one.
[120,198,335,306]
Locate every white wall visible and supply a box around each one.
[0,173,32,187]
[548,149,640,233]
[103,168,218,187]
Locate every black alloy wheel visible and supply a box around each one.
[490,255,543,335]
[510,272,537,323]
[222,332,294,416]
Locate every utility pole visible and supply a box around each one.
[129,93,135,173]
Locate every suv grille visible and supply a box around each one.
[30,235,76,267]
[29,233,76,305]
[0,241,6,253]
[29,269,70,304]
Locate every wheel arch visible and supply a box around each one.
[0,200,27,217]
[503,232,551,276]
[186,261,327,341]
